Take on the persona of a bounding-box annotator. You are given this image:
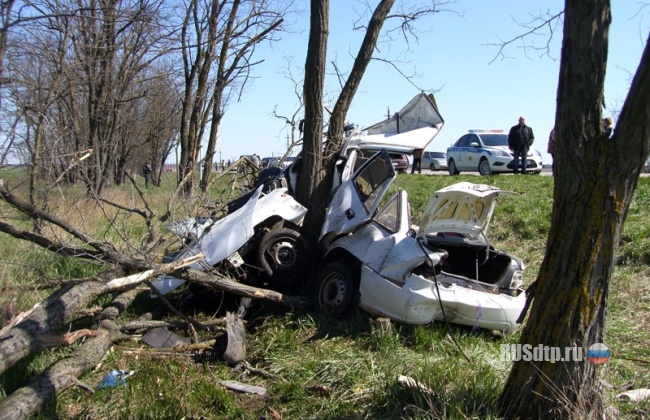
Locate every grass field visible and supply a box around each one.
[0,169,648,419]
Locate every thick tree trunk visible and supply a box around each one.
[500,1,650,417]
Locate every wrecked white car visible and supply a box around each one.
[313,150,526,333]
[153,93,444,295]
[153,180,311,295]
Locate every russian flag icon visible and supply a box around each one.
[587,343,610,365]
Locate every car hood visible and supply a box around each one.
[486,145,537,157]
[417,182,517,241]
[343,93,444,155]
[487,145,511,153]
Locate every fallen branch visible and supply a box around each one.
[0,320,123,420]
[119,318,227,332]
[176,268,309,307]
[0,254,203,376]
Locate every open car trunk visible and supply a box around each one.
[422,233,519,294]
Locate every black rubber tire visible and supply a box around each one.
[448,159,460,176]
[312,261,359,318]
[478,157,492,176]
[257,227,311,286]
[429,163,436,171]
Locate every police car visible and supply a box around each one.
[446,130,543,175]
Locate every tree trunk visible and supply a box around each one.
[296,0,329,244]
[500,1,650,417]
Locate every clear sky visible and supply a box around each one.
[210,1,649,166]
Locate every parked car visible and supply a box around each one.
[313,154,526,333]
[422,151,447,170]
[389,152,409,173]
[446,130,543,175]
[644,157,650,173]
[261,157,279,168]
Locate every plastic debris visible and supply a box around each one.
[219,380,266,395]
[141,327,191,348]
[98,369,135,389]
[616,388,650,402]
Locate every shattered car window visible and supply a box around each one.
[374,192,401,233]
[354,154,392,213]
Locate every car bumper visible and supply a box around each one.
[506,158,543,171]
[358,266,525,333]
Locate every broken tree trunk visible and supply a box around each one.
[0,255,203,376]
[0,320,123,420]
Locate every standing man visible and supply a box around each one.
[508,116,535,174]
[142,162,152,188]
[411,148,423,174]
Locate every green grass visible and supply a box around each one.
[1,172,649,419]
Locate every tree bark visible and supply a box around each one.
[0,255,203,376]
[296,0,329,244]
[177,268,309,307]
[499,1,650,417]
[299,0,396,244]
[0,320,123,420]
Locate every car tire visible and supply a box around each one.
[478,157,492,176]
[448,159,460,175]
[429,163,436,171]
[312,261,359,317]
[257,227,311,286]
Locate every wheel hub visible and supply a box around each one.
[322,275,345,306]
[270,240,297,270]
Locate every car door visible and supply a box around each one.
[453,134,471,170]
[319,149,396,243]
[464,133,482,170]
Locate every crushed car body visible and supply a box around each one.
[314,159,527,333]
[154,92,527,333]
[153,185,309,294]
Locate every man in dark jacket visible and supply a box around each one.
[508,116,535,174]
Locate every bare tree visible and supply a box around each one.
[298,0,446,241]
[1,0,173,200]
[499,1,650,417]
[177,0,285,196]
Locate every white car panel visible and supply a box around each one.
[341,93,444,157]
[321,182,526,333]
[153,186,307,295]
[319,149,396,242]
[417,182,517,242]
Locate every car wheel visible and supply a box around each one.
[429,163,436,171]
[257,227,311,286]
[312,261,359,317]
[448,159,460,175]
[478,157,492,176]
